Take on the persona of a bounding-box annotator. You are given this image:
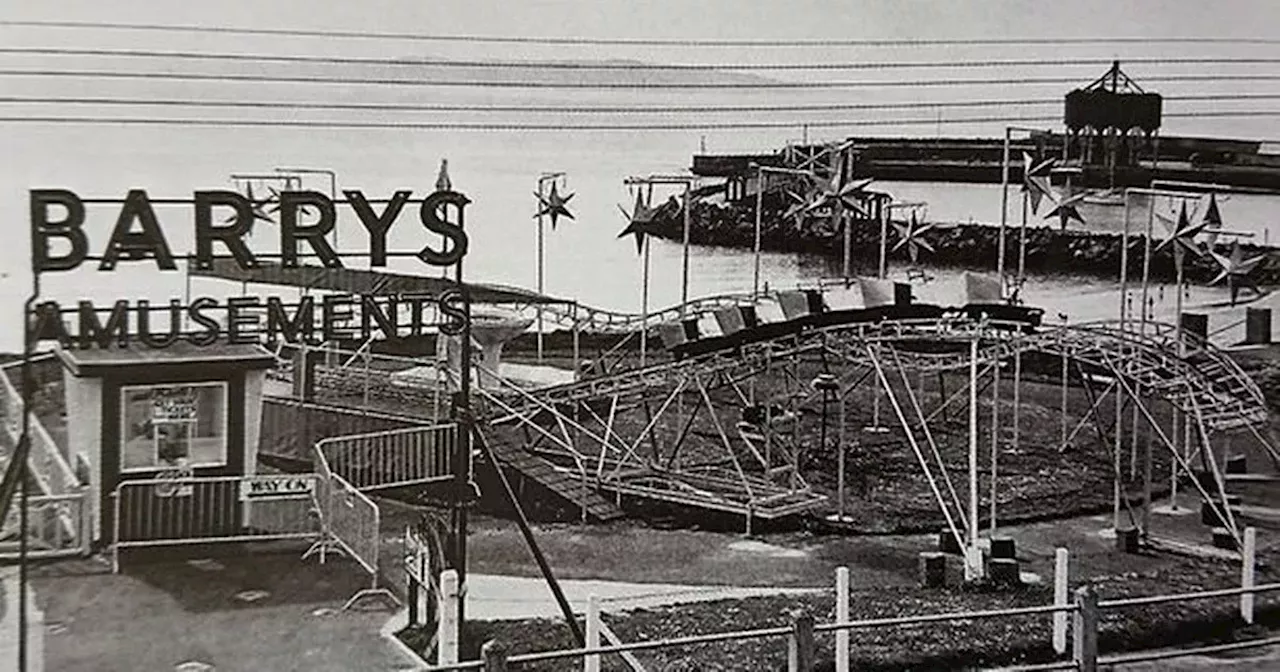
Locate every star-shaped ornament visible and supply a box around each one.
[1201,193,1224,248]
[1043,188,1088,230]
[617,190,661,254]
[1208,242,1266,304]
[891,211,936,264]
[1155,202,1206,270]
[225,182,276,235]
[1021,152,1056,215]
[804,174,874,218]
[535,182,576,230]
[265,186,317,218]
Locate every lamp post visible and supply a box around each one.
[748,164,813,297]
[535,172,566,361]
[624,174,698,318]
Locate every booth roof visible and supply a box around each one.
[57,342,276,377]
[189,258,571,305]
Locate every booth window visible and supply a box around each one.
[120,382,228,472]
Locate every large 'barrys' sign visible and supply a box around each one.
[28,188,472,349]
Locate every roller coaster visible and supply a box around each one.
[245,261,1274,570]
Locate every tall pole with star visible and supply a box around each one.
[619,185,660,368]
[752,164,819,295]
[535,172,572,361]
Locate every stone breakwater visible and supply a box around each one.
[647,196,1280,286]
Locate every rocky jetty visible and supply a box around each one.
[647,195,1280,286]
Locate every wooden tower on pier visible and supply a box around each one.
[1063,60,1164,188]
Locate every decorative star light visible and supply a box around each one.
[1208,242,1266,304]
[265,185,316,218]
[891,211,936,264]
[804,173,874,218]
[1201,192,1224,248]
[781,187,810,228]
[224,182,275,235]
[534,181,576,231]
[1021,152,1057,215]
[617,190,661,254]
[1155,201,1206,270]
[1043,188,1088,230]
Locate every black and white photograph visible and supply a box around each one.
[2,1,1280,670]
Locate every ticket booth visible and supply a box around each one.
[56,342,275,545]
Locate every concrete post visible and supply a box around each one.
[1242,527,1257,624]
[1072,585,1098,672]
[438,569,460,665]
[836,567,850,672]
[585,594,601,672]
[1053,548,1069,656]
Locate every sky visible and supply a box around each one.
[6,1,1279,52]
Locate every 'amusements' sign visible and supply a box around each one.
[28,187,472,349]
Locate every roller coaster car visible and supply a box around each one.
[742,404,795,426]
[962,304,1044,333]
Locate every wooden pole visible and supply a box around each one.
[838,388,847,520]
[969,334,982,580]
[753,166,763,296]
[681,181,692,315]
[788,610,815,672]
[641,234,650,369]
[536,179,546,362]
[1072,585,1099,672]
[998,127,1011,281]
[482,640,509,671]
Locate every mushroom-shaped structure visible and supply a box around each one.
[466,308,535,390]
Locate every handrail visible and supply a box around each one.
[0,358,81,495]
[1098,581,1280,609]
[417,573,1280,672]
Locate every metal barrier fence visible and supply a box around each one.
[111,474,322,572]
[316,423,457,492]
[311,444,399,610]
[419,531,1280,672]
[0,488,92,560]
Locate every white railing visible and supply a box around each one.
[0,488,92,560]
[418,528,1278,672]
[0,359,82,496]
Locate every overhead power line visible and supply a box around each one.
[4,68,1280,90]
[0,110,1271,132]
[3,47,1280,71]
[3,20,1279,48]
[0,94,1274,115]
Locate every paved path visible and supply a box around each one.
[465,573,822,620]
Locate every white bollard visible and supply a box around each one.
[1053,548,1069,656]
[836,566,850,672]
[438,569,460,665]
[585,594,601,672]
[1242,527,1257,625]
